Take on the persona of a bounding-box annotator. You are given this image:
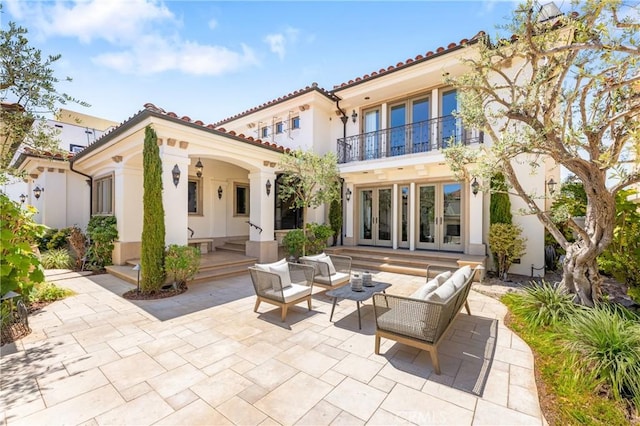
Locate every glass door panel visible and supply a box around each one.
[389,104,406,156]
[411,98,430,153]
[399,186,409,248]
[417,185,437,249]
[377,188,392,246]
[360,189,373,243]
[441,90,458,148]
[442,183,462,249]
[363,109,380,160]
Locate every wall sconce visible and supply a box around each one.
[546,178,557,195]
[172,164,181,187]
[471,177,480,197]
[266,179,272,196]
[19,194,26,204]
[351,110,358,123]
[217,186,223,199]
[33,186,44,199]
[195,158,203,178]
[346,188,352,202]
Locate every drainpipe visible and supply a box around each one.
[335,99,349,246]
[69,159,93,219]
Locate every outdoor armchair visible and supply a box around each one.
[248,259,315,321]
[300,253,352,288]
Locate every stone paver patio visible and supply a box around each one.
[1,270,544,425]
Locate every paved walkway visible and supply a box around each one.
[1,270,544,425]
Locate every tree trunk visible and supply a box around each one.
[561,243,603,307]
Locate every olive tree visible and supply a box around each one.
[277,149,340,256]
[445,0,639,306]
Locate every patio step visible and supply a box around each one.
[217,239,247,253]
[325,246,485,278]
[107,252,257,286]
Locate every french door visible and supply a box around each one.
[416,182,463,251]
[358,187,392,247]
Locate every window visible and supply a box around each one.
[234,183,249,216]
[291,116,300,129]
[188,178,202,215]
[275,121,283,134]
[94,174,113,215]
[69,144,85,153]
[261,127,268,138]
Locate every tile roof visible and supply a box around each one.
[12,147,75,169]
[331,31,486,91]
[212,83,338,127]
[71,103,290,162]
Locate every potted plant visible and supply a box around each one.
[164,245,200,290]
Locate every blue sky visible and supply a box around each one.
[3,0,524,125]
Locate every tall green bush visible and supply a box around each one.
[489,173,512,225]
[282,223,333,258]
[165,245,200,288]
[86,215,118,270]
[140,125,166,292]
[328,199,342,246]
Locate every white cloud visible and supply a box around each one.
[264,26,300,60]
[5,0,260,77]
[208,18,218,30]
[92,37,258,76]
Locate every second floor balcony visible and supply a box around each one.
[337,115,483,164]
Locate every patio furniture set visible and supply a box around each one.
[248,253,479,374]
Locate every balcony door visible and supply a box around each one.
[358,187,392,247]
[389,104,406,156]
[363,108,380,160]
[416,182,463,251]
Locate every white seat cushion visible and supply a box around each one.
[269,263,292,291]
[314,271,350,286]
[410,278,439,299]
[264,283,312,303]
[254,258,287,272]
[301,253,326,261]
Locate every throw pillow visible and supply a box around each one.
[318,254,337,275]
[410,278,439,299]
[425,279,457,303]
[255,258,287,272]
[433,270,453,286]
[269,262,292,291]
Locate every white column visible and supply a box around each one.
[392,183,398,249]
[467,181,485,255]
[161,151,190,246]
[431,88,440,148]
[409,182,416,251]
[246,171,277,262]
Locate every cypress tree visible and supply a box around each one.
[140,126,166,292]
[489,172,512,225]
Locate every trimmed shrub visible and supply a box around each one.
[488,223,526,278]
[283,223,333,258]
[165,245,200,288]
[565,303,640,410]
[86,216,118,271]
[508,280,580,328]
[489,172,512,225]
[46,227,71,251]
[329,199,342,246]
[40,249,73,269]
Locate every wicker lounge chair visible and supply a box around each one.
[299,253,352,288]
[248,259,315,321]
[373,265,478,374]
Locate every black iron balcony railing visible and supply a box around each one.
[337,115,483,164]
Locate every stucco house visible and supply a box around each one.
[12,30,560,277]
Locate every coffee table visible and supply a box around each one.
[325,281,391,329]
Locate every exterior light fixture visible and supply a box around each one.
[471,177,480,196]
[195,158,203,178]
[266,179,272,196]
[546,178,557,195]
[217,186,223,199]
[351,109,358,124]
[346,188,352,202]
[132,264,141,293]
[19,194,26,204]
[33,186,44,199]
[172,164,181,187]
